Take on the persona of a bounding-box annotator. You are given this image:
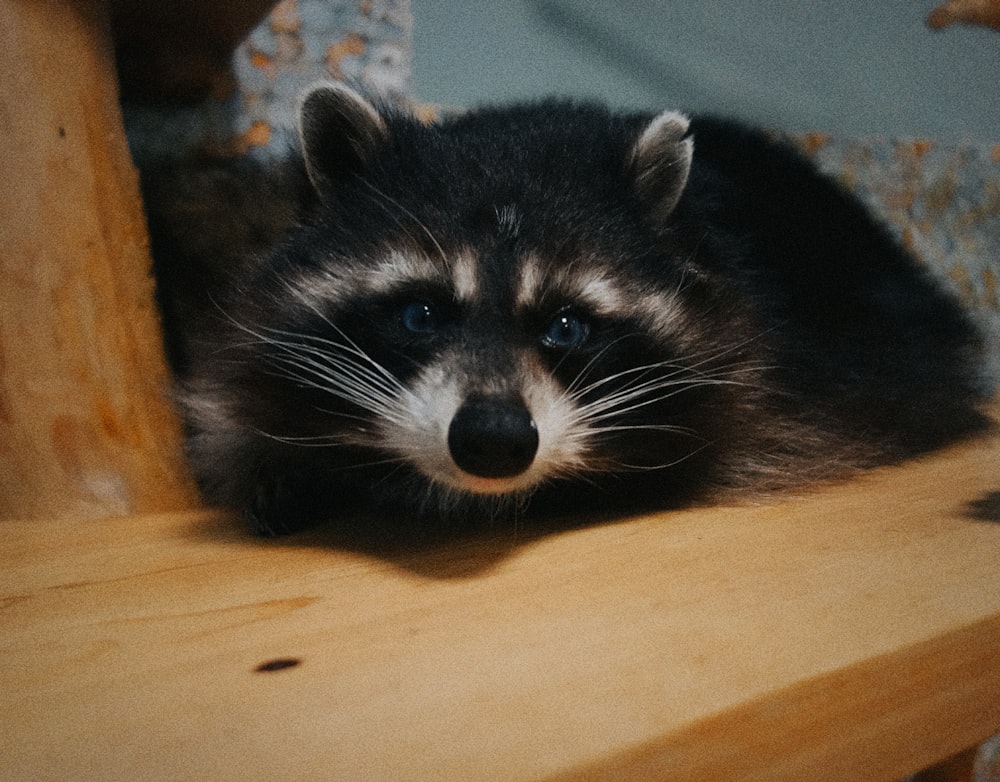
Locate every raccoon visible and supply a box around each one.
[144,83,988,536]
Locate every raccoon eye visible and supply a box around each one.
[541,310,590,350]
[400,301,439,334]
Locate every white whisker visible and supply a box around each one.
[553,337,772,477]
[215,308,415,448]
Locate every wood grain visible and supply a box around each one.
[0,0,198,520]
[2,403,999,781]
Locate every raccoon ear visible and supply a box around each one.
[298,83,389,196]
[628,110,693,223]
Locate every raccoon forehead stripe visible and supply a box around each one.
[515,254,546,311]
[364,249,479,301]
[450,250,479,301]
[578,275,627,314]
[514,253,695,346]
[287,248,479,309]
[515,253,626,315]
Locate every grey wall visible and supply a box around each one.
[411,0,999,141]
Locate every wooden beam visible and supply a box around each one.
[0,0,198,519]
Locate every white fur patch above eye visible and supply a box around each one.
[577,274,626,315]
[514,253,697,349]
[366,251,446,296]
[630,283,704,354]
[449,249,480,302]
[285,247,480,311]
[515,254,546,311]
[514,253,629,316]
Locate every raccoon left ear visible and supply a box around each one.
[298,83,389,196]
[628,110,693,223]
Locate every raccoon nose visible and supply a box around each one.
[448,397,539,479]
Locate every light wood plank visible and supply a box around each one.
[2,404,999,781]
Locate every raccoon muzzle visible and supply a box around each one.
[447,396,540,479]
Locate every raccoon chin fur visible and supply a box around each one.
[143,82,989,536]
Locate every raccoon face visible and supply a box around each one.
[188,84,748,526]
[249,248,727,511]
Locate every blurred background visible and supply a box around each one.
[410,0,1000,141]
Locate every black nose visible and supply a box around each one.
[448,396,539,479]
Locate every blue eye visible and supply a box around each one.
[542,311,590,350]
[400,301,439,334]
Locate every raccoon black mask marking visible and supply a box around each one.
[145,83,989,535]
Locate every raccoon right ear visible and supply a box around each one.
[298,83,389,196]
[628,110,694,223]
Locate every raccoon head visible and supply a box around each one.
[188,84,754,530]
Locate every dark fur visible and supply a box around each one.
[143,86,988,536]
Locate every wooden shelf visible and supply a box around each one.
[3,403,999,781]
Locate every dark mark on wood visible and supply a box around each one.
[255,657,301,673]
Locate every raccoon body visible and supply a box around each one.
[147,84,988,535]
